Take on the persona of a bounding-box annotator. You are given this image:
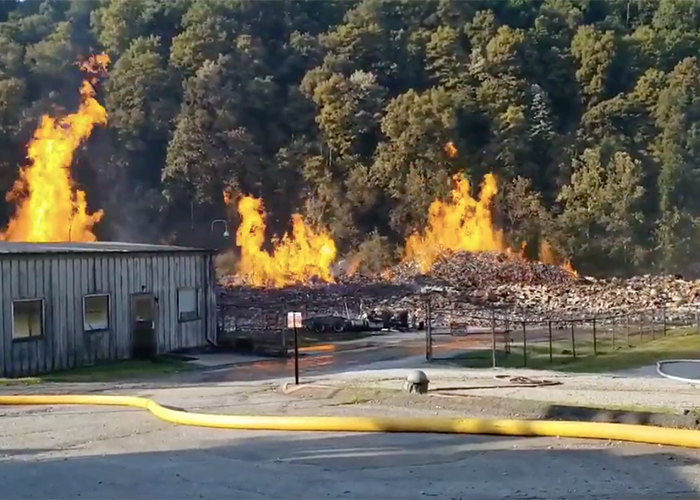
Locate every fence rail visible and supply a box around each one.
[426,296,699,368]
[216,289,699,363]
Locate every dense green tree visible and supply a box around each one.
[1,0,700,276]
[557,148,646,274]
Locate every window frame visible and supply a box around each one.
[11,298,45,343]
[83,293,111,333]
[177,287,200,323]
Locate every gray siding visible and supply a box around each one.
[0,252,216,377]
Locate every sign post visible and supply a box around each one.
[287,312,303,385]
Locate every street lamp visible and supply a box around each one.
[211,219,230,239]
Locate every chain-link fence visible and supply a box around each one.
[216,288,414,356]
[217,302,289,355]
[216,288,699,364]
[425,293,699,367]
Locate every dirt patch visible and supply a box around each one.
[283,384,700,430]
[278,383,342,399]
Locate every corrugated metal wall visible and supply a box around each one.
[0,251,216,377]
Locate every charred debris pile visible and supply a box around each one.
[218,250,700,324]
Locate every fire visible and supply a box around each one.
[444,141,458,158]
[405,173,508,272]
[0,54,110,242]
[539,240,578,277]
[404,172,577,275]
[235,196,337,287]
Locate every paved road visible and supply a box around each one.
[5,329,693,499]
[1,384,699,499]
[202,331,487,382]
[204,324,570,383]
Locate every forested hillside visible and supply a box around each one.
[0,0,699,277]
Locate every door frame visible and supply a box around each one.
[130,292,157,350]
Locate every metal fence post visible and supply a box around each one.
[282,326,288,355]
[548,320,553,363]
[639,311,644,343]
[625,312,631,347]
[216,303,222,336]
[662,304,667,336]
[592,317,598,355]
[570,321,576,359]
[611,315,616,351]
[505,311,511,355]
[425,295,433,361]
[651,309,656,340]
[490,307,497,368]
[522,321,527,367]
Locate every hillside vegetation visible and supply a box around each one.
[0,0,698,277]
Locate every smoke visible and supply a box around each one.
[102,180,168,243]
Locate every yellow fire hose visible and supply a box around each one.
[1,394,700,448]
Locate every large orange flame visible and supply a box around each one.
[404,172,577,275]
[405,173,509,272]
[0,55,110,242]
[234,196,337,287]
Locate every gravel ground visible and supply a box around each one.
[304,365,700,413]
[4,357,699,412]
[3,381,700,499]
[4,360,700,498]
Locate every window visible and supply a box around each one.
[83,294,110,332]
[178,288,199,322]
[12,299,44,341]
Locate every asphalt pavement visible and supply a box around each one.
[200,331,487,382]
[200,323,573,384]
[2,382,700,499]
[3,329,696,499]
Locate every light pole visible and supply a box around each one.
[210,219,230,239]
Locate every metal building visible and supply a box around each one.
[0,242,217,377]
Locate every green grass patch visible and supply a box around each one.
[0,358,193,385]
[451,327,699,373]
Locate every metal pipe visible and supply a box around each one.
[211,219,230,238]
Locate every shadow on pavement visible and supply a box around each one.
[0,430,698,499]
[1,448,57,457]
[544,404,700,429]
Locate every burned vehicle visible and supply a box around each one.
[302,315,352,333]
[302,308,423,334]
